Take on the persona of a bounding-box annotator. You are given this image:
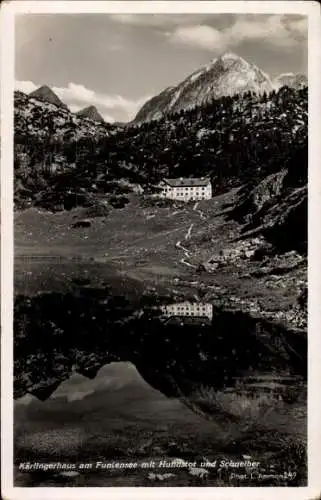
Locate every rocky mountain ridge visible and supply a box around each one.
[14,90,115,144]
[18,53,307,126]
[134,52,306,123]
[76,105,105,123]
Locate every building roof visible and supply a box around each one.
[163,177,211,187]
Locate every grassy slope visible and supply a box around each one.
[15,189,305,330]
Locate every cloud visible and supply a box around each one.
[15,80,150,122]
[108,43,124,52]
[224,16,281,48]
[168,15,307,52]
[169,25,226,51]
[227,15,305,48]
[15,80,38,94]
[286,17,308,38]
[109,13,307,50]
[108,13,211,29]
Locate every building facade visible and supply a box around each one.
[158,177,212,201]
[160,302,213,320]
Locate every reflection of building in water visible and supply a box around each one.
[160,302,213,320]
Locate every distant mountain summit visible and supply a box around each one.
[135,52,274,122]
[29,85,68,110]
[76,105,105,123]
[14,89,113,145]
[274,73,308,90]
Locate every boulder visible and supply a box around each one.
[71,219,91,228]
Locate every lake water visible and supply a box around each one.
[14,288,307,486]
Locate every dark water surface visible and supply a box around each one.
[14,283,307,487]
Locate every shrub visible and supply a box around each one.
[186,385,278,425]
[109,195,129,208]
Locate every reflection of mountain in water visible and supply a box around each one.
[14,289,307,486]
[14,290,306,408]
[29,380,64,401]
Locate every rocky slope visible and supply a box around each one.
[229,129,307,255]
[135,53,274,122]
[14,85,307,224]
[116,85,308,200]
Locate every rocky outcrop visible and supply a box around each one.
[244,186,307,254]
[206,237,273,270]
[232,170,288,224]
[230,129,307,255]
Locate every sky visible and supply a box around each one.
[15,13,308,122]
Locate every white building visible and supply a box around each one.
[160,302,213,320]
[158,177,212,201]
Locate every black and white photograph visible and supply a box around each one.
[1,0,321,496]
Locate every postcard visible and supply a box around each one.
[1,1,321,499]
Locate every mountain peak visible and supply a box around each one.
[76,105,105,123]
[215,52,250,71]
[29,85,68,110]
[204,53,243,71]
[135,53,274,122]
[220,52,243,61]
